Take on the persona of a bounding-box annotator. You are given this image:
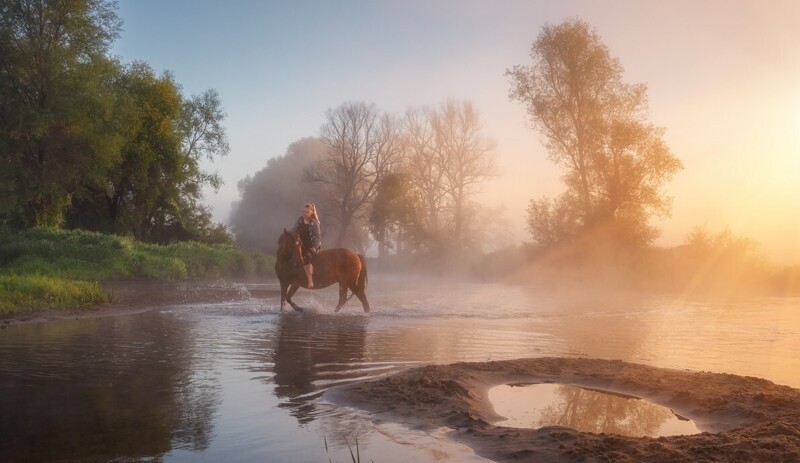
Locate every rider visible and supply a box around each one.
[291,203,321,288]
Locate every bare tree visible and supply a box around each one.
[395,100,496,254]
[310,102,403,249]
[402,107,447,234]
[430,100,497,243]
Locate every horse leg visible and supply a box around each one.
[286,283,302,311]
[352,287,370,313]
[280,280,288,312]
[335,283,348,313]
[350,284,369,312]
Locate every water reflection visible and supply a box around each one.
[0,312,220,461]
[489,383,700,437]
[273,315,368,422]
[225,313,384,449]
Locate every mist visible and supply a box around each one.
[170,1,800,267]
[225,12,800,299]
[229,138,328,253]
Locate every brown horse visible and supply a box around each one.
[275,229,370,313]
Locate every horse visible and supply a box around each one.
[275,229,370,313]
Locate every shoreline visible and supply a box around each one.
[326,357,800,462]
[0,279,280,328]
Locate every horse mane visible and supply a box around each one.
[277,229,294,246]
[277,230,302,261]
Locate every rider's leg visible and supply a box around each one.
[304,263,314,288]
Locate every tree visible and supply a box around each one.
[0,0,124,227]
[96,62,183,240]
[399,101,496,255]
[526,193,580,248]
[159,87,230,243]
[430,100,497,246]
[402,106,447,236]
[310,102,404,250]
[65,62,230,243]
[176,89,230,224]
[507,19,682,246]
[368,172,420,257]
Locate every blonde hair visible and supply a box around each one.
[304,203,320,223]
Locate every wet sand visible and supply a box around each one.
[327,357,800,462]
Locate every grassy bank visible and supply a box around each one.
[0,275,108,313]
[0,228,274,314]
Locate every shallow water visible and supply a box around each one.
[1,276,799,461]
[488,383,701,437]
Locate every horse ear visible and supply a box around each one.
[283,228,287,233]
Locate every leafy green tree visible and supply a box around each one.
[507,19,682,246]
[65,62,180,236]
[0,0,124,227]
[146,87,230,243]
[68,63,230,242]
[368,173,420,257]
[173,88,230,236]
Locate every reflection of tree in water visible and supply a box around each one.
[537,385,672,437]
[269,314,375,445]
[0,311,220,461]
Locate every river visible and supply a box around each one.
[1,276,799,462]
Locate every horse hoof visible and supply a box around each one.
[293,306,305,313]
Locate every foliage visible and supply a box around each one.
[0,228,273,280]
[0,0,124,228]
[668,226,769,293]
[0,228,274,313]
[0,274,107,313]
[368,173,420,257]
[0,0,230,243]
[526,194,580,248]
[484,225,784,298]
[507,19,682,246]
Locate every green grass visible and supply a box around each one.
[0,274,108,313]
[0,228,275,314]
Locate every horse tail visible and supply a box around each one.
[357,254,368,292]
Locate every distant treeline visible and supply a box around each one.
[0,0,231,244]
[474,226,799,296]
[233,19,681,264]
[232,101,500,258]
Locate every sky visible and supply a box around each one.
[112,0,800,263]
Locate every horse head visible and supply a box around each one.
[278,228,304,267]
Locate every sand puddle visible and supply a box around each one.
[488,383,701,438]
